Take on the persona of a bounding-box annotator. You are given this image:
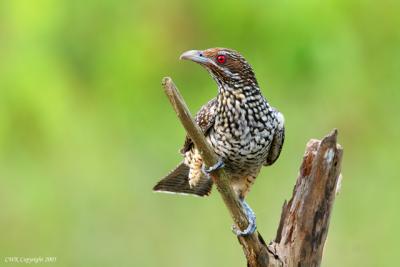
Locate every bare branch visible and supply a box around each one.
[161,77,343,267]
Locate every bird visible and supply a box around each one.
[153,48,285,236]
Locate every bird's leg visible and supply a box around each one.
[202,159,225,174]
[232,199,256,236]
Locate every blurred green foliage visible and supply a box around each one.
[0,0,399,266]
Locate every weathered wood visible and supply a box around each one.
[269,132,343,267]
[162,77,343,267]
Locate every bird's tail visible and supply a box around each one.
[153,162,213,197]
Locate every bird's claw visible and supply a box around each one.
[202,159,225,174]
[232,200,257,236]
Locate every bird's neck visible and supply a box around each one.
[214,83,270,139]
[215,83,269,121]
[217,83,263,105]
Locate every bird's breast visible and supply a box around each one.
[208,98,277,175]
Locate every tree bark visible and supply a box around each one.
[162,77,343,267]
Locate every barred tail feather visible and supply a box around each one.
[153,162,213,197]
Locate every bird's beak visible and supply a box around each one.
[179,50,210,65]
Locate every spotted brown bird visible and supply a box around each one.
[153,48,285,235]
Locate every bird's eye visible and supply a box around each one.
[217,55,226,64]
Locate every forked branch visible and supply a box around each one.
[162,77,343,267]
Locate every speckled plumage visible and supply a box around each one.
[154,48,285,199]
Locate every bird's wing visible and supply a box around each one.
[264,109,285,166]
[180,97,218,154]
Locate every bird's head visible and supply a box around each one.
[180,48,258,89]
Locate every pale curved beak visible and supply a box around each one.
[179,50,210,64]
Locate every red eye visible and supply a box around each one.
[217,55,226,64]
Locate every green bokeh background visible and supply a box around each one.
[1,0,399,266]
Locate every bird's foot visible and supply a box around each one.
[232,200,256,236]
[202,159,225,174]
